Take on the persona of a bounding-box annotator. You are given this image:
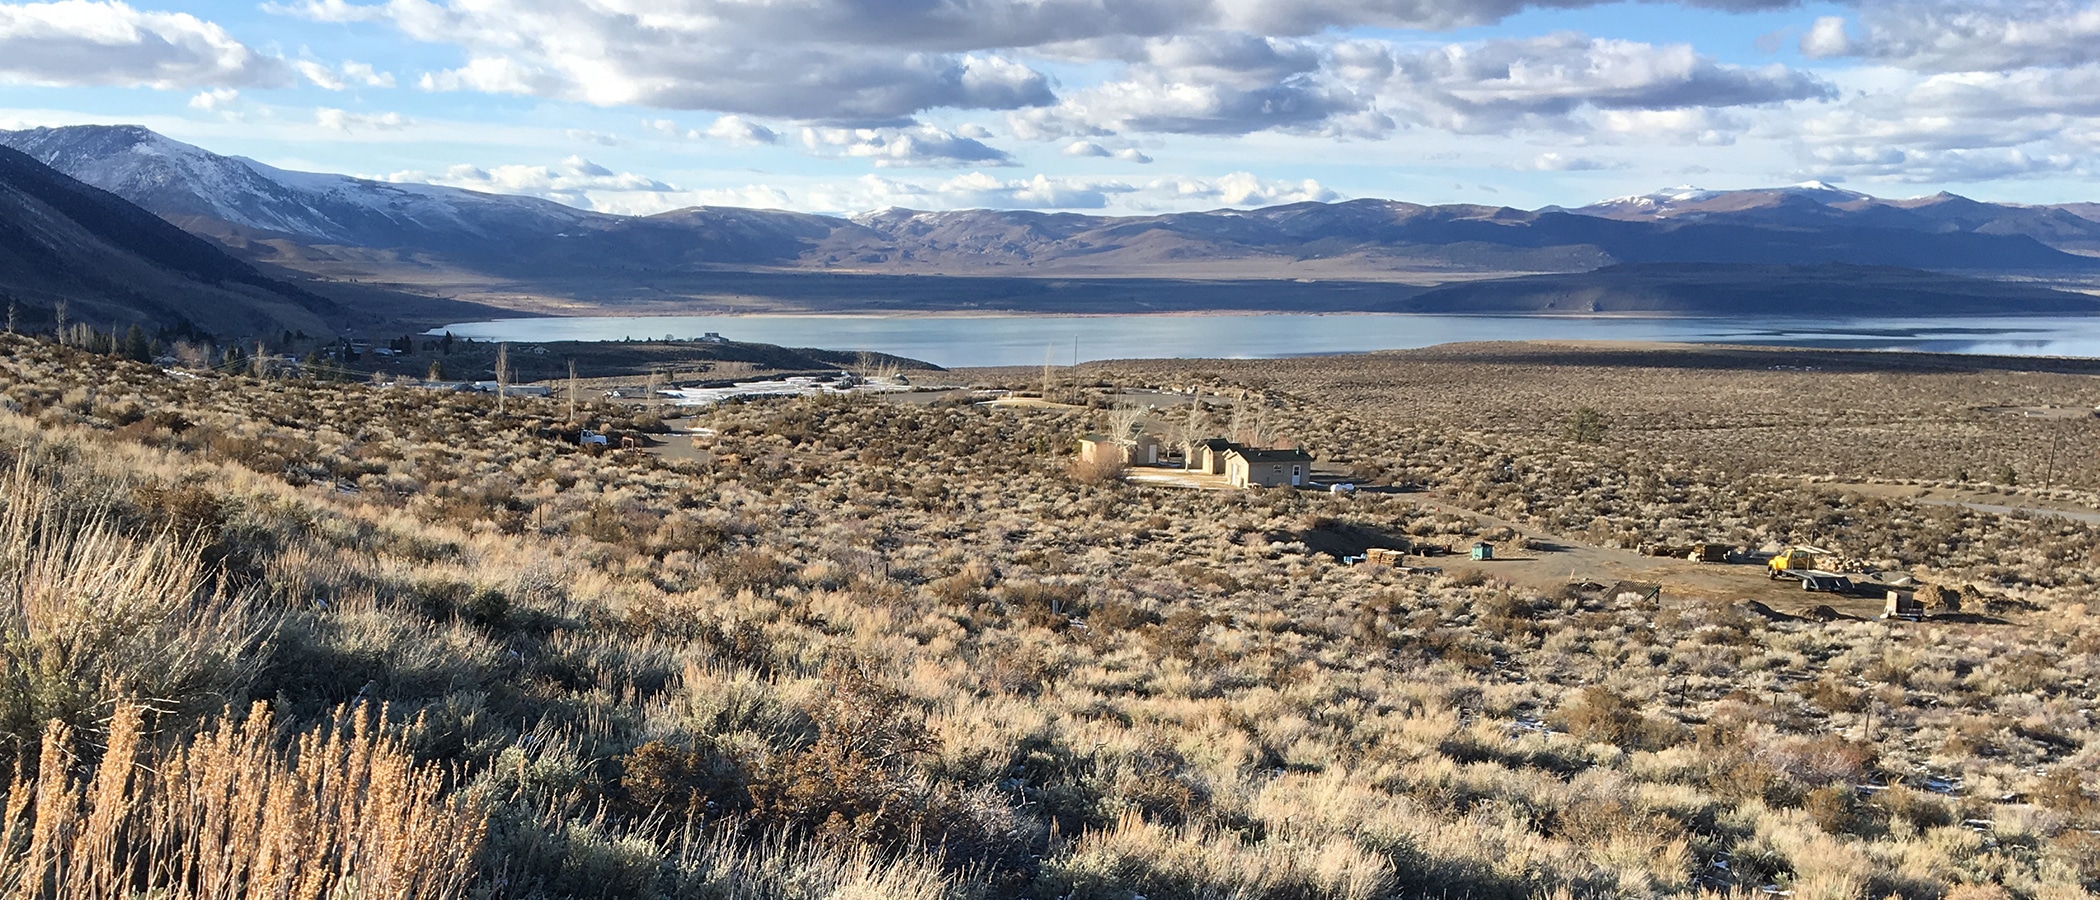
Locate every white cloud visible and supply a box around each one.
[1800,16,1852,59]
[258,0,385,22]
[1599,108,1739,145]
[1819,1,2100,72]
[1375,34,1833,135]
[1062,140,1154,162]
[316,107,409,131]
[1011,33,1826,141]
[565,128,619,146]
[1528,152,1618,171]
[706,115,780,146]
[188,87,238,111]
[297,58,395,89]
[802,124,1015,167]
[1137,172,1339,208]
[0,0,287,89]
[380,156,676,207]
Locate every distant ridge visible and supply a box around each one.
[2,124,2098,320]
[1382,263,2100,316]
[0,144,342,337]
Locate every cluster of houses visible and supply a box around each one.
[1078,433,1315,488]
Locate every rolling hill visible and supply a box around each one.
[0,143,344,338]
[1383,263,2100,316]
[3,124,2098,320]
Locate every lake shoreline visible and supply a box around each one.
[427,312,2100,368]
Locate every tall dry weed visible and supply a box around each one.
[0,460,270,759]
[0,701,483,899]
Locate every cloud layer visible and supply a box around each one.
[0,0,286,88]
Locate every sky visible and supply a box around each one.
[0,0,2096,217]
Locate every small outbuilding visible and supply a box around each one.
[1078,433,1162,467]
[1224,447,1313,488]
[1191,438,1236,474]
[1470,542,1495,561]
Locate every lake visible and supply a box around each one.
[429,313,2100,368]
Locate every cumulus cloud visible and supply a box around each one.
[1815,1,2100,72]
[188,86,238,111]
[1011,33,1826,141]
[1599,108,1739,143]
[0,0,287,89]
[1799,16,1852,58]
[707,115,781,146]
[1138,172,1339,208]
[1803,145,2083,183]
[381,156,675,206]
[1527,152,1618,171]
[565,128,619,146]
[802,124,1016,167]
[1373,34,1834,134]
[295,58,395,90]
[1062,140,1154,162]
[271,0,1818,125]
[315,107,409,131]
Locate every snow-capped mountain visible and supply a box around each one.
[0,142,341,336]
[0,125,601,252]
[4,125,2096,287]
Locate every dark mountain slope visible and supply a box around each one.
[0,145,342,337]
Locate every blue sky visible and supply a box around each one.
[2,0,2096,215]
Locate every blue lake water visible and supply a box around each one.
[430,314,2100,369]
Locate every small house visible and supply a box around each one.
[1078,433,1162,467]
[1224,447,1313,488]
[1470,542,1494,561]
[1192,438,1236,474]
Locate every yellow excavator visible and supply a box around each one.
[1767,546,1832,579]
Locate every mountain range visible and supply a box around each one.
[0,123,2096,331]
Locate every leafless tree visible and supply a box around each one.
[1041,343,1056,398]
[1103,404,1145,443]
[1169,393,1210,469]
[495,343,511,413]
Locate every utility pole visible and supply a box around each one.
[2044,420,2065,490]
[568,359,579,424]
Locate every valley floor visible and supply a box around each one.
[0,335,2095,899]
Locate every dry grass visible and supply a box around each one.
[0,701,480,898]
[0,333,2094,898]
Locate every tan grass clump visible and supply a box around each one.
[0,701,483,899]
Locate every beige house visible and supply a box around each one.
[1225,447,1314,488]
[1079,433,1162,467]
[1191,438,1235,474]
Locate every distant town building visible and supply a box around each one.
[1223,446,1313,488]
[1078,433,1162,467]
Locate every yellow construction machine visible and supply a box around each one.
[1767,546,1831,579]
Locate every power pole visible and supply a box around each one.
[568,359,579,424]
[1041,343,1055,398]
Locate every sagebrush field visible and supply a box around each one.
[0,332,2095,899]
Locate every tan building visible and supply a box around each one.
[1191,438,1235,474]
[1078,433,1162,467]
[1224,447,1314,488]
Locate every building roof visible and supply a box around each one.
[1227,447,1314,463]
[1195,438,1236,450]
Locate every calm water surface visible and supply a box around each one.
[431,314,2100,368]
